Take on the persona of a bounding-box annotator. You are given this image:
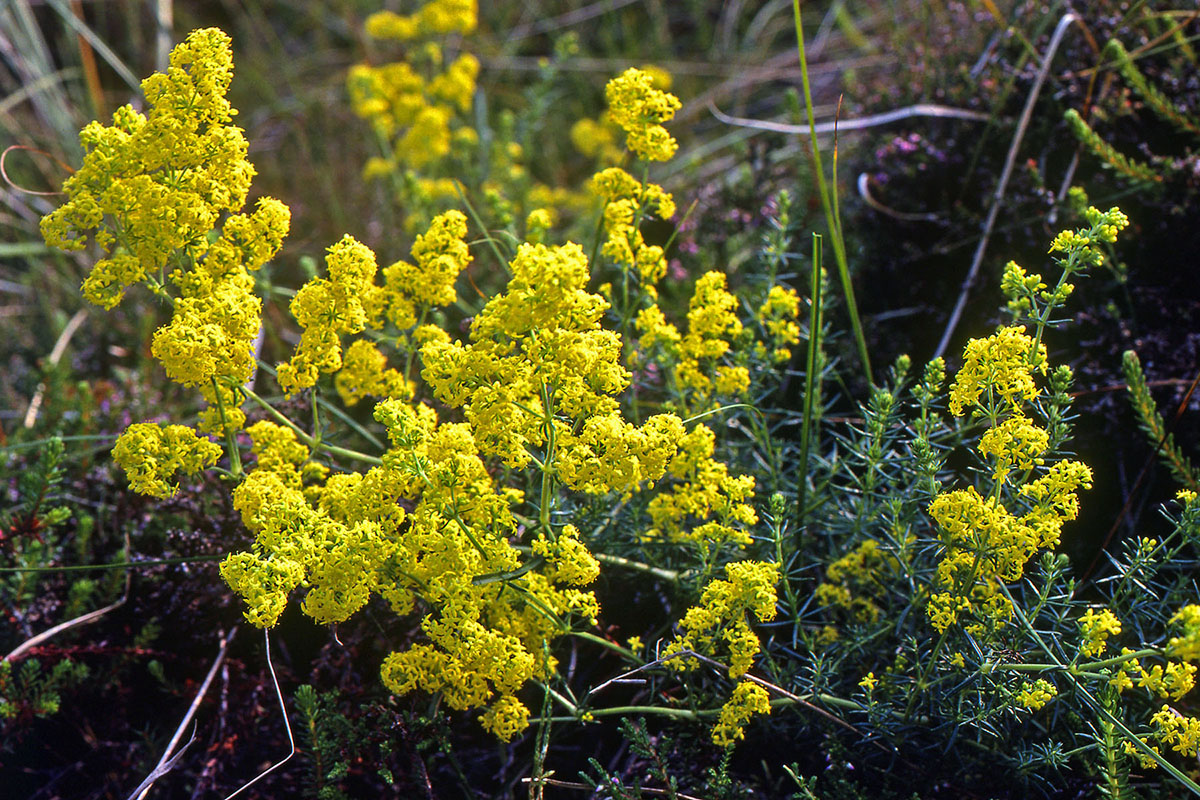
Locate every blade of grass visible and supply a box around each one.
[796,232,823,530]
[791,0,871,384]
[45,0,141,93]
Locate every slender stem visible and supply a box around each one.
[569,629,636,660]
[242,388,383,465]
[590,551,681,584]
[792,0,871,383]
[796,232,822,529]
[211,378,243,480]
[0,554,226,574]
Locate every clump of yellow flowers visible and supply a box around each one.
[40,28,291,437]
[925,206,1131,637]
[44,28,797,750]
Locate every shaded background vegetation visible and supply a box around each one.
[2,1,1198,797]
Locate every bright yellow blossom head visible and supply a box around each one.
[605,67,682,162]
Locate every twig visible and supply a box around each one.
[1,144,72,195]
[24,307,88,428]
[857,172,943,223]
[933,13,1078,359]
[222,629,296,800]
[125,738,197,800]
[3,594,124,662]
[128,627,238,800]
[4,540,131,663]
[708,99,992,135]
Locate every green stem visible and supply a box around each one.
[791,0,871,383]
[569,629,637,660]
[796,232,823,528]
[1001,584,1200,796]
[0,554,226,574]
[210,378,243,480]
[242,388,383,466]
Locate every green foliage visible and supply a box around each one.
[1122,350,1197,492]
[0,657,90,725]
[7,2,1200,799]
[1,437,74,611]
[295,684,399,800]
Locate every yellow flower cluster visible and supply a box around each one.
[1168,605,1200,661]
[276,235,377,395]
[277,210,471,398]
[666,561,779,745]
[570,117,622,164]
[1015,678,1057,711]
[370,402,601,741]
[40,29,291,435]
[665,560,779,678]
[756,285,802,363]
[815,539,897,624]
[1147,705,1200,760]
[335,340,411,407]
[636,272,752,411]
[348,1,479,227]
[592,167,676,287]
[645,424,757,549]
[42,28,255,308]
[111,423,223,499]
[1078,608,1122,658]
[245,420,311,490]
[948,326,1047,417]
[369,208,473,325]
[365,0,477,40]
[711,681,772,747]
[604,67,682,162]
[1108,648,1197,701]
[928,325,1092,635]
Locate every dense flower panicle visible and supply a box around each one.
[926,464,1089,634]
[591,167,675,287]
[976,414,1049,480]
[711,681,772,747]
[643,271,750,410]
[365,0,477,40]
[364,210,471,332]
[111,423,222,499]
[1168,605,1200,661]
[423,241,640,467]
[41,28,291,441]
[928,324,1093,634]
[816,540,898,624]
[222,472,395,627]
[366,402,601,741]
[1078,608,1123,658]
[151,196,289,432]
[245,421,310,489]
[665,560,779,679]
[570,117,622,163]
[756,286,802,363]
[604,68,682,161]
[948,326,1047,417]
[277,235,378,395]
[335,339,412,407]
[41,29,259,310]
[555,413,685,496]
[646,424,757,548]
